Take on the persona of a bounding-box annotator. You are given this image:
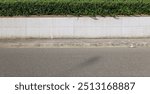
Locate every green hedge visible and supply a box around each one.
[0,1,150,16]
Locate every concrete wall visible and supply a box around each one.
[0,17,150,38]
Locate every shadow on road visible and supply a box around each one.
[55,56,100,77]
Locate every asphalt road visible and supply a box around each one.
[0,48,150,77]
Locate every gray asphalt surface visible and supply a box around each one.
[0,48,150,77]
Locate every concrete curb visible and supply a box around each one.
[0,17,150,38]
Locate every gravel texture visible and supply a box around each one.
[0,38,150,48]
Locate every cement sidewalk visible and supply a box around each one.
[0,38,150,48]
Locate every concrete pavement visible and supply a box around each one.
[0,48,150,77]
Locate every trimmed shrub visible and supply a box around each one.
[0,1,150,16]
